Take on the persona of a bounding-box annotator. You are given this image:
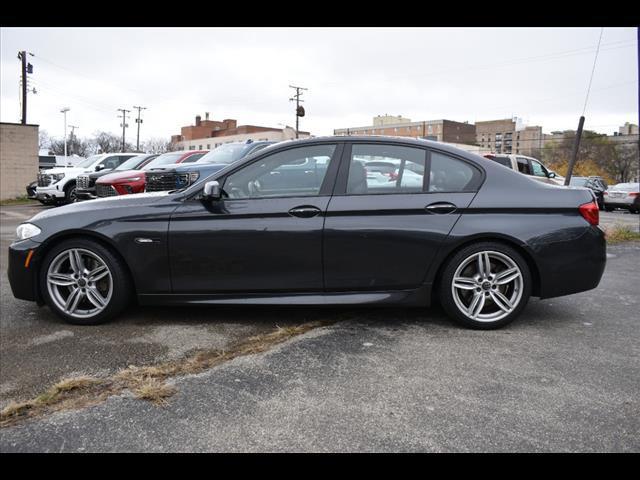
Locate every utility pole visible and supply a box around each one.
[69,125,78,155]
[60,107,70,158]
[564,116,585,186]
[289,85,307,139]
[17,51,33,124]
[133,105,146,152]
[117,108,130,152]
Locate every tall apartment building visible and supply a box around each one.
[171,113,310,151]
[334,115,477,144]
[476,118,542,156]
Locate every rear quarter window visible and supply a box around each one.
[428,151,482,192]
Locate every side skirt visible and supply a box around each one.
[138,284,432,307]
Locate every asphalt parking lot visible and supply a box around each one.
[0,202,639,452]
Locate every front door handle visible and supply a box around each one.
[288,206,322,218]
[425,202,457,214]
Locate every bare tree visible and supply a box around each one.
[141,137,174,154]
[38,129,51,152]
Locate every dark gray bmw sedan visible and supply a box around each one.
[8,136,605,329]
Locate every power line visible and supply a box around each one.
[582,28,605,116]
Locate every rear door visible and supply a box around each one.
[323,142,483,291]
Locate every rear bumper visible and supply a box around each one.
[535,225,606,299]
[604,197,634,207]
[7,239,41,303]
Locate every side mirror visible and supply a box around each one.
[203,180,222,201]
[548,172,556,178]
[95,164,105,171]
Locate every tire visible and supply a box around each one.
[438,242,532,330]
[63,182,77,204]
[39,238,133,325]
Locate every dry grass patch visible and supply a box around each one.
[132,378,176,405]
[0,319,335,428]
[605,224,640,244]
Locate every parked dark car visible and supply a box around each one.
[8,136,605,330]
[569,176,608,210]
[75,154,159,200]
[145,141,275,192]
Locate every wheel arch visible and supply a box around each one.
[430,234,542,299]
[33,230,137,303]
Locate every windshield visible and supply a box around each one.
[196,144,247,165]
[142,153,184,169]
[116,155,148,171]
[76,155,102,168]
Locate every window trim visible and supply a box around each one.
[334,142,484,196]
[186,142,344,202]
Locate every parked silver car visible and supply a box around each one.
[604,182,640,213]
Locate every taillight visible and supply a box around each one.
[603,191,608,196]
[579,201,599,226]
[629,192,639,197]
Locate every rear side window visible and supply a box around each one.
[346,144,426,195]
[491,156,512,168]
[428,151,482,192]
[517,157,532,175]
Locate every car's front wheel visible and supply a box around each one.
[439,242,532,329]
[40,239,132,325]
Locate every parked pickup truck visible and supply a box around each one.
[483,154,563,186]
[145,140,275,192]
[35,152,139,205]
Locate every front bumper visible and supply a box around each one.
[35,185,65,201]
[76,187,97,200]
[7,239,42,303]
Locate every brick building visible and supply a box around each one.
[0,122,39,200]
[476,118,543,156]
[334,115,477,145]
[171,113,310,151]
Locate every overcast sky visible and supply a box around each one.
[1,27,637,144]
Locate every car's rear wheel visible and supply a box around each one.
[40,239,132,325]
[439,242,532,329]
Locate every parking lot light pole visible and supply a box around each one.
[60,107,70,158]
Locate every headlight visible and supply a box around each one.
[188,172,200,183]
[121,177,141,182]
[16,223,41,240]
[50,173,65,182]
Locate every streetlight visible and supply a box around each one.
[60,107,70,158]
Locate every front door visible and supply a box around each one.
[168,143,341,293]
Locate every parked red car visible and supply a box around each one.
[95,150,208,197]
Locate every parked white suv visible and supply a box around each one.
[35,152,139,205]
[484,154,563,186]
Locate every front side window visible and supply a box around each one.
[530,159,548,177]
[346,144,426,195]
[224,145,336,199]
[428,151,481,192]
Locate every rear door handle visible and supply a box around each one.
[425,202,457,214]
[288,206,322,218]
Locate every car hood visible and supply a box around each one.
[43,167,92,175]
[96,170,144,184]
[28,191,172,225]
[173,163,228,172]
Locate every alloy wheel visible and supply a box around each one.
[46,248,113,319]
[451,250,524,323]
